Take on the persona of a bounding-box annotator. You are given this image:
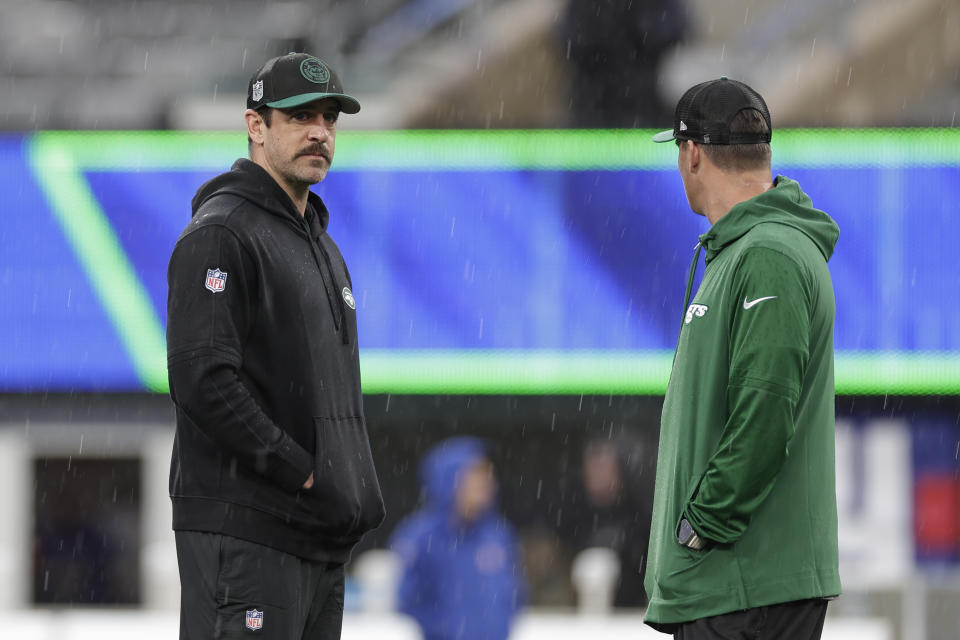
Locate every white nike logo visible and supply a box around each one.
[743,296,777,309]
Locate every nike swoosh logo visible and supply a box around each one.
[743,296,777,309]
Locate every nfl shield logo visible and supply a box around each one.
[205,268,227,293]
[245,608,263,631]
[252,80,264,102]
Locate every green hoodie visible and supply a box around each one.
[643,176,842,629]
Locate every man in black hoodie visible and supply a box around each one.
[166,53,384,639]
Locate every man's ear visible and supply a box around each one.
[245,109,265,146]
[686,141,702,175]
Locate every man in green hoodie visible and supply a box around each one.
[643,78,841,639]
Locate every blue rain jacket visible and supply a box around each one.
[389,438,526,640]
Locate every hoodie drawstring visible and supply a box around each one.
[680,241,704,329]
[316,239,351,346]
[300,214,349,344]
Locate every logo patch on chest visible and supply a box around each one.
[684,303,709,324]
[342,286,356,310]
[204,268,227,293]
[245,608,263,631]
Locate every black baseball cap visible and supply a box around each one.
[247,52,360,114]
[652,76,771,145]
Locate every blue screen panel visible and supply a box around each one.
[4,130,958,392]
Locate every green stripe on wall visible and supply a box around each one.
[358,350,675,395]
[28,134,169,392]
[833,352,960,395]
[357,350,960,395]
[30,128,960,172]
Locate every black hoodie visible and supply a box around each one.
[166,158,384,562]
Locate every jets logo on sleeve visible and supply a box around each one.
[684,303,709,324]
[205,268,227,293]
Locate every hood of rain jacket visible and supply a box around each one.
[389,438,526,640]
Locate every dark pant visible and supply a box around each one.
[674,598,829,640]
[176,531,345,640]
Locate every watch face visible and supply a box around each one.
[678,518,693,543]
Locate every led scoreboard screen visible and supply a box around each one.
[1,129,957,393]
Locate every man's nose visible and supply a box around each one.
[307,122,330,141]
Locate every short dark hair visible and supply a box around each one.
[247,106,273,149]
[700,108,771,171]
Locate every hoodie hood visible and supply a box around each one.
[191,158,330,231]
[699,175,838,264]
[420,437,494,518]
[677,175,839,331]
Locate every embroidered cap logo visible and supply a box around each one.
[300,57,330,84]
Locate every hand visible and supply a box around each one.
[303,472,314,489]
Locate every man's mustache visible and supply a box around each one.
[297,145,331,161]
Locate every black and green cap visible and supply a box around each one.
[652,76,771,145]
[247,52,360,114]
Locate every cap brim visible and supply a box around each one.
[652,129,676,143]
[266,92,361,114]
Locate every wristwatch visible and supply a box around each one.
[678,518,707,550]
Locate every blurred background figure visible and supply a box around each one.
[561,437,653,609]
[556,0,689,127]
[389,437,526,640]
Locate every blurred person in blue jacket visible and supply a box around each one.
[389,437,526,640]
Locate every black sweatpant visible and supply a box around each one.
[176,531,345,640]
[674,598,829,640]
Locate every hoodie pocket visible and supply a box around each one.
[312,416,385,536]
